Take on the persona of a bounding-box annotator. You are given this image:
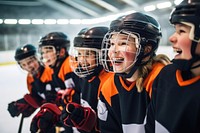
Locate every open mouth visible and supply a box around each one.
[173,48,182,54]
[43,58,51,64]
[30,68,37,74]
[112,57,124,64]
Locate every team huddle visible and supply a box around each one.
[7,0,200,133]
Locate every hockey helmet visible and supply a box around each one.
[39,32,70,52]
[169,0,200,42]
[101,12,162,77]
[14,44,37,61]
[74,26,108,50]
[71,26,108,78]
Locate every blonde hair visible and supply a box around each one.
[136,54,171,92]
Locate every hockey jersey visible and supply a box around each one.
[145,64,200,133]
[26,65,53,104]
[77,68,113,133]
[44,55,81,104]
[98,63,165,133]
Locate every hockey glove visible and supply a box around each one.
[7,94,39,117]
[57,88,75,104]
[30,103,61,133]
[63,102,97,132]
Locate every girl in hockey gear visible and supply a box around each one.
[145,0,200,132]
[30,32,80,133]
[8,44,51,118]
[61,26,113,133]
[98,12,170,133]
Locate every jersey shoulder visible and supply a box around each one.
[101,74,118,106]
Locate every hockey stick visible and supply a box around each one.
[18,114,24,133]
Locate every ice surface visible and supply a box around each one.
[0,64,39,133]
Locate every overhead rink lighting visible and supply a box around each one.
[44,19,57,24]
[32,19,43,24]
[4,19,17,24]
[157,2,172,9]
[18,19,31,24]
[144,5,156,12]
[69,19,81,24]
[57,19,69,24]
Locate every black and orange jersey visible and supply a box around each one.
[26,65,53,104]
[45,56,81,104]
[145,64,200,133]
[80,69,113,112]
[98,63,165,133]
[78,68,113,133]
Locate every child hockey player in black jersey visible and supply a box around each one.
[145,0,200,132]
[30,32,79,133]
[8,44,51,124]
[61,26,113,133]
[98,12,170,133]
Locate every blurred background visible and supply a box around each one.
[0,0,180,63]
[0,0,179,132]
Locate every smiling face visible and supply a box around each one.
[19,56,40,75]
[70,48,99,77]
[39,46,57,67]
[77,49,97,70]
[107,31,139,73]
[169,23,192,60]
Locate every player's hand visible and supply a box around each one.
[30,103,61,133]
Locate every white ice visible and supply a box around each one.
[0,64,39,133]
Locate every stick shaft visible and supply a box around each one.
[18,115,24,133]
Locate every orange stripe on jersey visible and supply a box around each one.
[27,74,34,93]
[144,62,165,97]
[88,76,96,82]
[101,74,118,106]
[119,76,136,91]
[176,70,200,86]
[58,56,73,81]
[98,70,114,98]
[27,66,53,93]
[40,66,53,82]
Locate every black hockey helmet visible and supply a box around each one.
[74,26,109,49]
[14,44,37,61]
[39,32,70,52]
[169,0,200,71]
[101,12,162,78]
[169,0,200,42]
[109,12,162,56]
[71,27,108,78]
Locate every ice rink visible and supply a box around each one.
[0,64,38,133]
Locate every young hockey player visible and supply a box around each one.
[61,26,113,132]
[145,0,200,132]
[7,43,51,119]
[98,12,170,133]
[30,32,80,133]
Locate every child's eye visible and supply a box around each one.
[177,29,185,34]
[110,42,115,46]
[121,42,126,45]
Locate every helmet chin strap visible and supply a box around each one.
[172,41,200,71]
